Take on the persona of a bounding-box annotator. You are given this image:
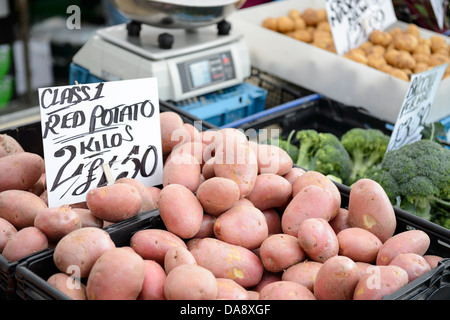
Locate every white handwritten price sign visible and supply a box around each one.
[387,64,448,153]
[39,78,163,207]
[324,0,397,56]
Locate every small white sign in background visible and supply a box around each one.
[324,0,398,56]
[387,64,448,152]
[39,78,163,207]
[430,0,445,30]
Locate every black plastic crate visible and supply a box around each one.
[223,94,394,136]
[14,184,450,300]
[245,67,315,109]
[15,209,164,300]
[0,251,51,300]
[0,100,217,300]
[383,258,450,300]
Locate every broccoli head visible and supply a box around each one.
[375,139,450,222]
[340,128,390,184]
[296,129,352,184]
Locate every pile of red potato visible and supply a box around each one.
[0,111,444,300]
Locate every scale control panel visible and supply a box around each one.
[177,51,236,94]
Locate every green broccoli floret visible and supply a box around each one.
[340,128,390,184]
[295,129,321,169]
[296,130,352,184]
[374,139,450,223]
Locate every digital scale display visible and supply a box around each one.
[177,51,236,93]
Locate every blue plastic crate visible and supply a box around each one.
[173,83,267,127]
[69,63,103,85]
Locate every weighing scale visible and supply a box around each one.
[71,0,251,102]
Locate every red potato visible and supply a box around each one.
[189,237,264,288]
[182,123,201,143]
[169,141,207,167]
[0,189,48,229]
[34,205,82,243]
[0,134,24,157]
[376,230,430,266]
[297,218,339,263]
[423,255,443,269]
[282,260,322,292]
[329,207,351,234]
[200,129,218,146]
[233,198,254,207]
[158,184,203,239]
[262,209,282,234]
[211,128,248,150]
[216,278,249,300]
[193,213,216,238]
[251,270,282,293]
[245,174,292,211]
[314,255,361,300]
[213,140,258,198]
[186,238,202,250]
[201,157,216,180]
[0,152,45,192]
[259,281,317,300]
[102,221,114,228]
[282,185,337,236]
[40,189,48,206]
[164,246,197,274]
[247,290,260,300]
[196,177,241,216]
[213,205,268,250]
[28,172,46,196]
[203,128,248,166]
[53,227,115,278]
[160,111,186,154]
[162,152,201,193]
[120,246,136,253]
[86,248,146,300]
[71,208,103,228]
[353,265,409,300]
[348,178,396,243]
[255,144,293,176]
[283,167,305,185]
[0,217,17,252]
[337,227,383,264]
[259,234,306,272]
[114,178,160,213]
[291,171,341,218]
[356,262,372,276]
[86,183,142,223]
[164,264,218,300]
[137,260,167,300]
[47,273,87,300]
[2,226,48,262]
[130,229,187,265]
[389,253,431,282]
